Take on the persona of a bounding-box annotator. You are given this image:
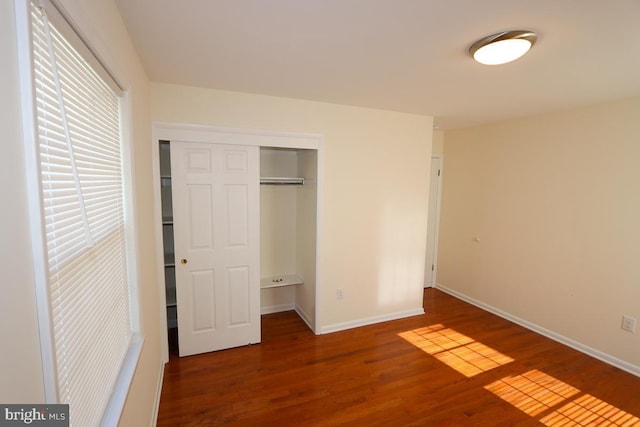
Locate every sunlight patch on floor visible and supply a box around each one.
[540,393,640,426]
[486,369,640,426]
[485,369,580,416]
[398,324,513,377]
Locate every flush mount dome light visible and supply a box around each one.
[469,30,537,65]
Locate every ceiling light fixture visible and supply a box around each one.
[469,30,537,65]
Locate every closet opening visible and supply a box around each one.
[259,148,317,330]
[156,138,319,358]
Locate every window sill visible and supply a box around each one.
[99,334,144,427]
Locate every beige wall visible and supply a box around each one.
[3,0,163,425]
[439,97,640,369]
[151,83,433,329]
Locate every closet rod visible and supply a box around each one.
[260,177,304,186]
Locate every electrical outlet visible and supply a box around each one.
[336,288,344,300]
[621,315,636,333]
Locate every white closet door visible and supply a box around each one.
[171,142,260,356]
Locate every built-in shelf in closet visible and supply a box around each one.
[260,274,304,289]
[260,177,304,186]
[159,141,178,328]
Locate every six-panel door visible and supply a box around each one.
[170,142,260,357]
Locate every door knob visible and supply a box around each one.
[180,259,188,265]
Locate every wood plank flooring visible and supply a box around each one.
[157,289,640,426]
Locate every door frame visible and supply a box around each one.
[425,154,443,288]
[151,122,324,363]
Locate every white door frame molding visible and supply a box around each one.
[151,122,324,362]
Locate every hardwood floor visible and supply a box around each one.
[157,289,640,426]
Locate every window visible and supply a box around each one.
[21,0,141,425]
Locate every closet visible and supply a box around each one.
[158,139,317,357]
[259,148,317,328]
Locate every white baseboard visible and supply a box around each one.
[260,303,315,332]
[295,304,314,332]
[435,284,640,378]
[317,308,425,335]
[261,303,295,315]
[150,361,165,427]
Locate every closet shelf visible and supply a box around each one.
[260,177,304,186]
[164,252,175,267]
[260,274,304,289]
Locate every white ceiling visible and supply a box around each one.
[115,0,640,129]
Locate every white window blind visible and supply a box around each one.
[30,1,133,425]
